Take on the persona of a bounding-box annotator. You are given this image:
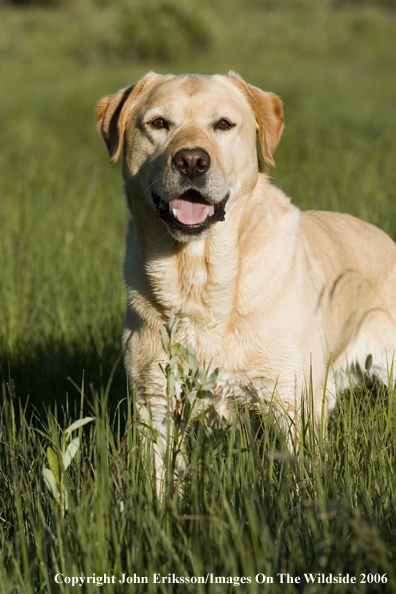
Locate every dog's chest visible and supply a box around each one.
[143,238,238,324]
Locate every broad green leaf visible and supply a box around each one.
[167,372,176,398]
[138,405,151,425]
[63,437,80,470]
[168,311,180,342]
[201,368,219,391]
[46,447,59,484]
[64,417,94,439]
[171,343,180,357]
[43,467,59,502]
[159,327,169,355]
[191,368,199,382]
[181,345,196,369]
[169,354,179,369]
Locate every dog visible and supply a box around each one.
[96,71,396,475]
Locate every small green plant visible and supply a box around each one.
[41,416,94,516]
[138,312,219,497]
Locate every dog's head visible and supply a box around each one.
[96,72,284,241]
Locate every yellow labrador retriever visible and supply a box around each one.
[96,71,396,456]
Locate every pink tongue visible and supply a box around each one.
[169,198,214,225]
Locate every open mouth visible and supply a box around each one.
[153,189,228,235]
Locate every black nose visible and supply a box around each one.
[172,148,211,179]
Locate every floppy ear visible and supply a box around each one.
[95,72,157,164]
[227,71,284,168]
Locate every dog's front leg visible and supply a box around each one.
[138,395,191,500]
[137,397,172,499]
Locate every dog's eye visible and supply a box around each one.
[150,118,168,130]
[215,119,234,131]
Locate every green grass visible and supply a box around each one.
[1,0,396,591]
[1,357,396,593]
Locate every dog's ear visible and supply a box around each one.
[227,71,284,168]
[247,84,284,168]
[95,72,157,164]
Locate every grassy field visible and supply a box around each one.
[1,0,396,592]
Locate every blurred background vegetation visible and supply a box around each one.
[0,0,395,407]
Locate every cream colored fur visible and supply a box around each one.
[96,72,396,479]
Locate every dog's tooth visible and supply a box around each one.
[172,209,178,221]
